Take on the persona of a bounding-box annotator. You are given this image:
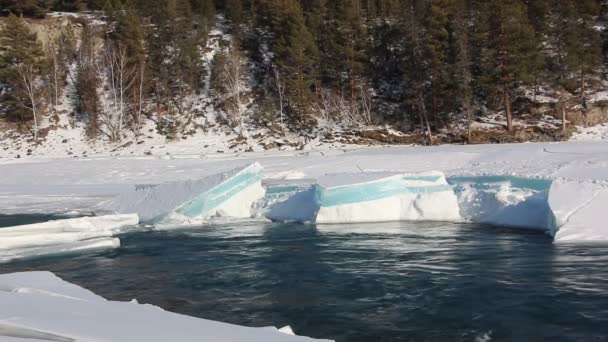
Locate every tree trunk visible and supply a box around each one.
[30,95,38,141]
[503,82,513,132]
[418,92,433,145]
[466,106,472,143]
[580,69,586,103]
[560,90,567,134]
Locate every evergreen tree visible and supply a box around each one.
[271,0,319,123]
[72,23,100,138]
[0,15,45,128]
[479,0,538,132]
[401,1,433,141]
[453,0,473,141]
[191,0,216,25]
[111,5,146,67]
[0,0,52,17]
[425,0,452,128]
[53,0,83,12]
[226,0,243,28]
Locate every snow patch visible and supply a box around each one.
[0,272,332,342]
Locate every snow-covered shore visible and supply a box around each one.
[0,271,331,342]
[1,141,607,242]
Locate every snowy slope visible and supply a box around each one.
[571,123,608,141]
[0,272,331,342]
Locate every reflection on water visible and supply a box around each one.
[2,221,608,342]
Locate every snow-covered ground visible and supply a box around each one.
[1,141,607,341]
[1,141,607,242]
[571,122,608,141]
[0,271,331,342]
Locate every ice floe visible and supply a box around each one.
[2,142,608,242]
[0,214,137,263]
[0,272,332,342]
[449,176,553,231]
[104,163,265,223]
[549,180,608,242]
[314,171,461,224]
[264,171,461,224]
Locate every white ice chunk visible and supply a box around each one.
[0,272,332,342]
[550,180,608,242]
[0,238,120,264]
[0,214,139,238]
[314,171,461,224]
[450,176,553,231]
[104,163,265,223]
[0,214,134,263]
[264,185,318,223]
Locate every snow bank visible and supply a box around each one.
[449,176,553,231]
[104,163,265,223]
[0,272,332,342]
[0,214,137,263]
[549,180,608,242]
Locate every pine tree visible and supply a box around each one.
[453,0,473,141]
[0,14,46,133]
[401,1,433,142]
[0,0,52,17]
[53,0,83,12]
[425,0,452,128]
[479,0,538,132]
[272,0,319,123]
[191,0,216,25]
[73,23,100,138]
[226,0,243,29]
[111,5,146,67]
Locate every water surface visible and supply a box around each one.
[2,220,608,342]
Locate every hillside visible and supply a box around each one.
[1,1,608,159]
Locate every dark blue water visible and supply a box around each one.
[2,219,608,342]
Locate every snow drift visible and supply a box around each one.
[0,214,138,263]
[0,271,332,342]
[104,163,265,223]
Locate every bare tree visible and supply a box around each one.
[223,44,245,135]
[46,41,61,111]
[559,87,568,134]
[417,91,433,145]
[98,43,136,141]
[135,62,146,137]
[15,63,41,141]
[316,88,337,131]
[273,64,286,130]
[358,84,373,126]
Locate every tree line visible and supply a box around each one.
[0,0,605,143]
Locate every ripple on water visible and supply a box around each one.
[2,219,608,342]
